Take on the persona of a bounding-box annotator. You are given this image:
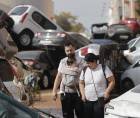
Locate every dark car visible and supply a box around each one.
[32,29,92,49]
[90,23,108,39]
[121,18,140,37]
[107,24,134,44]
[0,91,56,118]
[15,49,62,89]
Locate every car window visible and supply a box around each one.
[134,39,140,49]
[69,34,91,48]
[9,7,28,15]
[16,51,43,60]
[0,98,32,118]
[32,12,57,30]
[133,60,140,68]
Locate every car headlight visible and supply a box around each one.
[104,103,114,115]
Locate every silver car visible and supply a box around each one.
[121,59,140,92]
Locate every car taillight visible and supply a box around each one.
[23,60,36,66]
[57,32,66,37]
[20,13,28,23]
[80,47,88,57]
[35,32,42,38]
[35,32,47,39]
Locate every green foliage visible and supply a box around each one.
[55,12,85,32]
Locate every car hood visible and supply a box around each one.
[106,85,140,117]
[106,100,140,117]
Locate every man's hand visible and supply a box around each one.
[52,92,57,101]
[104,91,110,100]
[81,95,86,102]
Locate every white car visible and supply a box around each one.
[123,37,140,64]
[120,59,140,92]
[105,84,140,118]
[8,5,63,48]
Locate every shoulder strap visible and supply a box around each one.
[82,66,87,78]
[102,64,106,79]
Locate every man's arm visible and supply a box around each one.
[104,76,115,99]
[52,72,62,100]
[79,80,86,102]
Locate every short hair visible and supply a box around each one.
[64,41,75,47]
[84,53,99,62]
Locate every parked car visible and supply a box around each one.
[121,18,140,37]
[107,24,134,44]
[8,5,63,48]
[123,37,140,64]
[33,29,92,49]
[0,91,56,118]
[120,59,140,92]
[105,84,140,118]
[14,49,63,89]
[90,23,108,39]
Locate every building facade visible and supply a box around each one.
[108,0,137,25]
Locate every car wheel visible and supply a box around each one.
[40,71,52,89]
[19,33,32,47]
[122,79,134,93]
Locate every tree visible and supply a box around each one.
[55,12,85,32]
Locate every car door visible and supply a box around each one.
[129,60,140,85]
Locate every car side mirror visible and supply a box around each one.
[130,46,136,52]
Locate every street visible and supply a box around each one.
[32,89,63,118]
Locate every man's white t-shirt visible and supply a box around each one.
[79,64,113,101]
[58,55,85,93]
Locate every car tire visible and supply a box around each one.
[122,79,134,93]
[40,71,52,89]
[19,32,32,48]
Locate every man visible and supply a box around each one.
[52,41,84,118]
[79,53,115,118]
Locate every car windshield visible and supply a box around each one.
[10,6,28,15]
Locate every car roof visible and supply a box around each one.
[92,39,118,46]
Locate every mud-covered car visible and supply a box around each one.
[0,91,56,118]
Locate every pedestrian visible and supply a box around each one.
[52,41,84,118]
[79,53,115,118]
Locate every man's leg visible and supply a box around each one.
[83,101,94,118]
[93,101,104,118]
[73,94,84,118]
[60,93,74,118]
